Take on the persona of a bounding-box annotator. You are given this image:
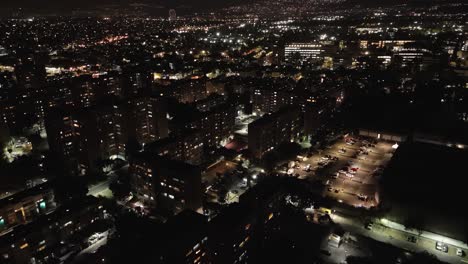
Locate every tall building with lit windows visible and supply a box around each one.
[252,87,297,114]
[91,103,127,160]
[14,60,47,127]
[145,129,204,165]
[127,96,168,145]
[121,68,152,98]
[130,153,202,214]
[248,106,302,159]
[71,75,98,109]
[44,109,96,176]
[45,101,127,176]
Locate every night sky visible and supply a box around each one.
[3,0,244,8]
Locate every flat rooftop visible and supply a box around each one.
[381,142,468,241]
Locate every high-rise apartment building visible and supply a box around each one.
[130,154,202,214]
[248,106,302,159]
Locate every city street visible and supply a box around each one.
[72,237,108,264]
[88,165,128,198]
[331,213,468,264]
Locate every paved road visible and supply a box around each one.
[88,165,128,197]
[71,237,108,264]
[332,213,467,264]
[88,179,114,197]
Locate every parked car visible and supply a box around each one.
[435,241,448,253]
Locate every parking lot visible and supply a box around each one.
[282,136,395,208]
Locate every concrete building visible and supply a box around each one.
[127,96,168,145]
[130,154,202,214]
[0,183,56,233]
[248,106,302,159]
[145,129,204,165]
[284,43,324,63]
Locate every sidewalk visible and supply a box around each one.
[379,218,468,250]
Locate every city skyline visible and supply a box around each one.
[0,0,467,263]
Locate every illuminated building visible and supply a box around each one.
[71,75,98,109]
[14,61,47,127]
[45,102,127,175]
[252,86,297,114]
[145,130,204,165]
[91,103,127,160]
[199,103,237,147]
[127,96,168,145]
[0,102,17,133]
[0,183,55,233]
[195,94,226,113]
[130,154,202,214]
[284,43,324,63]
[172,80,209,104]
[155,211,211,264]
[175,102,237,148]
[44,109,94,176]
[0,197,104,264]
[248,106,302,159]
[121,68,152,98]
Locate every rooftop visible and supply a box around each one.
[381,142,468,241]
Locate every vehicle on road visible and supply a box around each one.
[456,248,465,257]
[365,222,373,230]
[407,236,417,243]
[435,241,448,253]
[358,194,367,201]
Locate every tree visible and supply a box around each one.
[109,171,131,200]
[262,151,278,172]
[53,176,88,203]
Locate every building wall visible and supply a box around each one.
[248,106,302,159]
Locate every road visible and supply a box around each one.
[88,179,114,197]
[71,237,108,264]
[331,213,467,264]
[88,165,128,197]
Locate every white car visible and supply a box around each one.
[456,248,465,257]
[435,242,448,253]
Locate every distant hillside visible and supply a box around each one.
[2,0,247,9]
[2,0,465,15]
